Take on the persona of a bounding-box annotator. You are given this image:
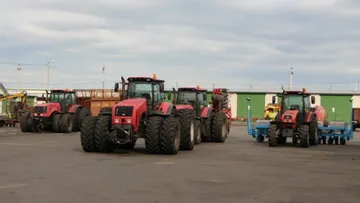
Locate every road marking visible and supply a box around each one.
[0,182,26,189]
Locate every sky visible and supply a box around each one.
[0,0,360,91]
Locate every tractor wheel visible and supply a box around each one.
[19,112,32,132]
[60,113,74,133]
[299,124,310,148]
[52,114,62,133]
[334,137,339,145]
[176,109,195,150]
[94,116,113,153]
[268,124,278,147]
[80,116,99,152]
[201,112,213,142]
[257,135,265,142]
[328,137,334,145]
[340,137,346,145]
[309,119,318,146]
[211,111,227,143]
[144,116,164,154]
[160,115,181,154]
[194,119,202,144]
[76,108,92,131]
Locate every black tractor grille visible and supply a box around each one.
[34,106,47,113]
[115,106,133,116]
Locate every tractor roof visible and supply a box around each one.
[178,87,207,92]
[127,77,164,83]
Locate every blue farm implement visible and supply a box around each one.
[316,105,354,145]
[246,98,271,142]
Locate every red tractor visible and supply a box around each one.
[268,88,318,147]
[19,89,92,133]
[169,86,231,144]
[80,74,190,155]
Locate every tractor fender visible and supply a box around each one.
[305,111,315,123]
[68,104,82,113]
[158,102,175,116]
[200,106,213,118]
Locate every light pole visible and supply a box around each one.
[46,60,55,90]
[102,65,105,90]
[17,64,22,93]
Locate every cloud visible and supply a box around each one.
[0,0,360,92]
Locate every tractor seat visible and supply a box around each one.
[289,105,300,110]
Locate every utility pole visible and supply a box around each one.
[102,65,105,90]
[16,64,22,93]
[356,80,359,91]
[289,67,293,90]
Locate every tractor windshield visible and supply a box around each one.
[50,92,76,104]
[176,91,197,106]
[283,95,310,111]
[127,81,162,102]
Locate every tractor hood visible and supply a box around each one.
[115,98,147,108]
[281,110,299,123]
[175,104,194,110]
[34,102,60,111]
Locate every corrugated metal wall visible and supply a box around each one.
[320,95,352,123]
[237,93,265,119]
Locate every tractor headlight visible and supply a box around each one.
[127,119,131,124]
[115,118,119,123]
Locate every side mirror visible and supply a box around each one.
[272,96,276,104]
[114,83,119,92]
[311,96,315,104]
[120,94,126,101]
[167,93,172,100]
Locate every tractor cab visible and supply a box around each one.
[49,90,77,112]
[171,86,207,117]
[114,74,165,111]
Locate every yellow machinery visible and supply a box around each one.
[0,91,28,127]
[264,103,279,120]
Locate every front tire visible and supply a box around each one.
[299,124,310,148]
[268,123,278,147]
[61,113,73,133]
[76,108,92,131]
[144,116,164,154]
[80,116,99,152]
[52,114,62,133]
[94,116,113,153]
[194,119,202,144]
[160,115,181,154]
[177,109,195,150]
[309,119,318,146]
[19,112,32,132]
[211,111,227,143]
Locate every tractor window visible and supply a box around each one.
[127,81,161,102]
[50,92,65,102]
[177,91,196,106]
[283,95,310,110]
[65,93,76,104]
[197,92,205,105]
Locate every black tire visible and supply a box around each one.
[60,113,73,133]
[94,116,113,153]
[160,115,181,154]
[328,137,334,145]
[334,137,339,145]
[144,116,164,154]
[299,124,310,148]
[194,119,202,144]
[277,137,287,145]
[177,109,195,150]
[80,116,99,152]
[19,112,31,132]
[99,107,112,116]
[52,114,62,133]
[76,108,92,131]
[268,123,278,147]
[201,111,213,142]
[340,137,346,145]
[309,119,318,146]
[211,111,227,143]
[256,135,265,142]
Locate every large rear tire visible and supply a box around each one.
[211,111,227,143]
[201,112,213,142]
[309,119,318,146]
[76,108,92,131]
[268,123,278,147]
[61,113,73,133]
[52,114,62,133]
[194,119,202,144]
[160,115,181,154]
[144,116,164,154]
[177,109,195,150]
[19,112,32,132]
[94,116,113,153]
[299,124,310,148]
[80,116,99,152]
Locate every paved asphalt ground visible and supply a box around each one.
[1,123,360,203]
